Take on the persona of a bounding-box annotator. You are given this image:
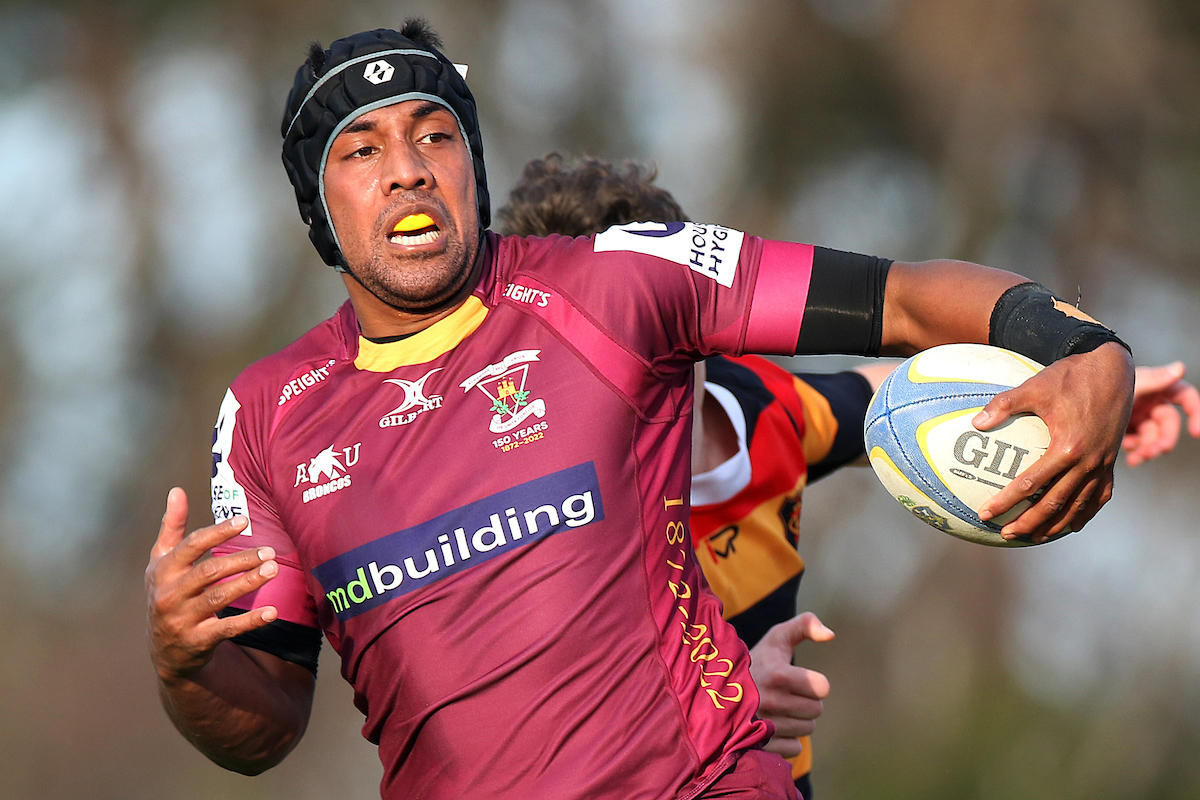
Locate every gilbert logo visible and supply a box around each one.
[294,443,362,504]
[363,60,395,85]
[460,350,547,434]
[950,431,1031,489]
[379,368,444,428]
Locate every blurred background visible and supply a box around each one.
[0,0,1198,797]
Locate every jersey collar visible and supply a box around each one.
[353,295,489,371]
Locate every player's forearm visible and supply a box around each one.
[880,259,1025,356]
[852,362,897,392]
[157,641,314,775]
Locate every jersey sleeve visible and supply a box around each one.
[209,385,319,631]
[497,227,890,385]
[792,370,874,481]
[493,225,806,380]
[588,221,818,359]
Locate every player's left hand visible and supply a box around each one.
[748,612,834,758]
[1123,362,1200,467]
[973,341,1134,543]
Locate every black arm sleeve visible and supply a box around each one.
[216,607,323,675]
[795,247,891,356]
[793,370,874,482]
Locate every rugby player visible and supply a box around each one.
[493,152,1200,799]
[146,22,1139,800]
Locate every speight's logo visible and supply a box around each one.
[312,462,604,620]
[460,350,547,434]
[379,368,444,428]
[294,443,361,504]
[278,363,333,406]
[502,282,552,307]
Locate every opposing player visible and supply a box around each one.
[495,152,1200,798]
[146,22,1137,800]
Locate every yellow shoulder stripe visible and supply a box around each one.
[354,296,488,372]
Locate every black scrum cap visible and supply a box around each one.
[281,26,490,270]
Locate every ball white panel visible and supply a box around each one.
[907,344,1044,386]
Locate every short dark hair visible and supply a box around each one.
[399,17,445,51]
[496,153,688,237]
[302,20,441,78]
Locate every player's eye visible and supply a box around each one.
[418,131,453,145]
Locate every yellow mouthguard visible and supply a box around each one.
[393,213,435,233]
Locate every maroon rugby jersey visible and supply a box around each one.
[210,223,815,799]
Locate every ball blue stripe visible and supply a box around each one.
[866,372,1019,533]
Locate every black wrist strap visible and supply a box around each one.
[989,282,1132,364]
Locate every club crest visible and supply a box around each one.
[460,350,547,434]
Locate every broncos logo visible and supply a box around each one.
[305,446,345,483]
[383,368,444,415]
[293,442,362,488]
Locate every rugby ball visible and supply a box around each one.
[864,344,1050,546]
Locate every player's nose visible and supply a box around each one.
[381,140,434,194]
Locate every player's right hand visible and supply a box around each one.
[748,612,834,758]
[146,487,279,683]
[974,341,1134,543]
